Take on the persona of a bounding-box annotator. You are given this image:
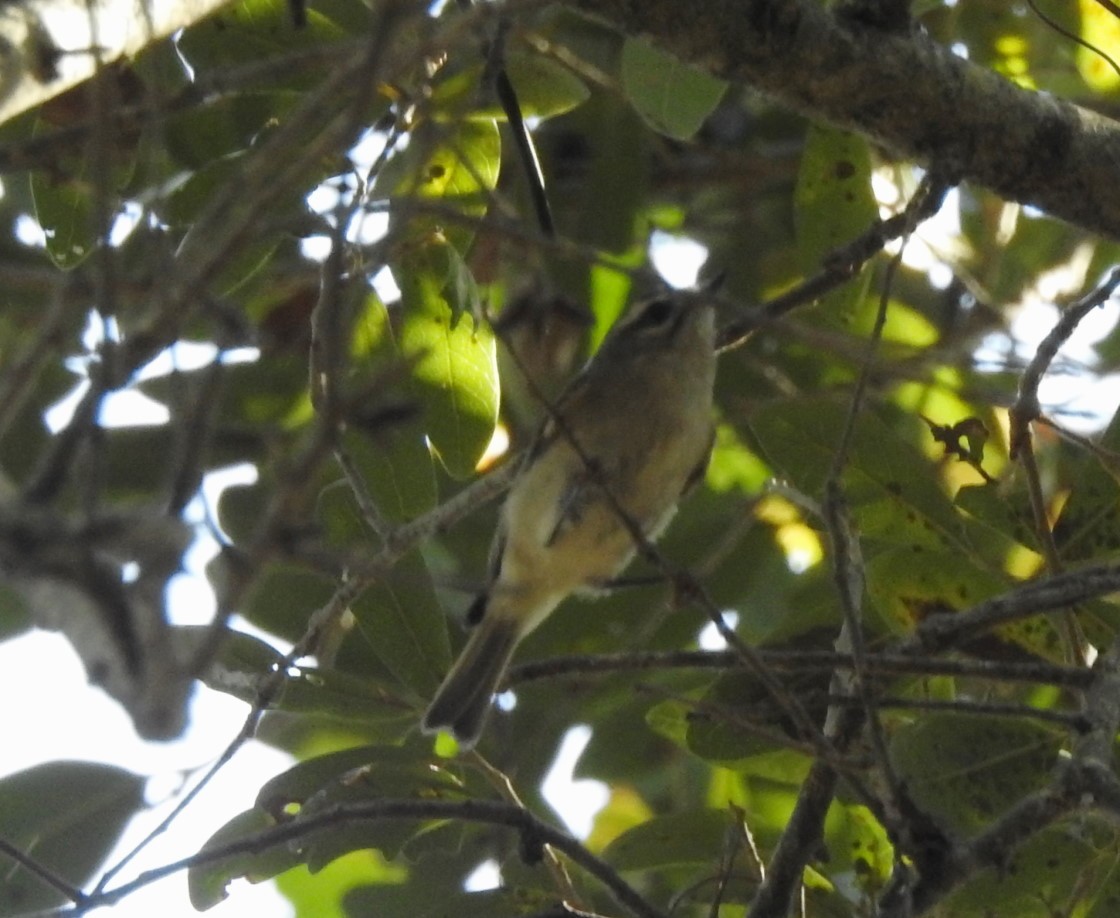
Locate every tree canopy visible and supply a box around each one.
[4,0,1120,916]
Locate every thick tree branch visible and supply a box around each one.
[564,0,1120,239]
[0,0,230,125]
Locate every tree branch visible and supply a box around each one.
[563,0,1120,239]
[88,799,668,918]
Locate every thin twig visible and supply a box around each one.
[94,572,370,896]
[469,751,584,909]
[0,282,73,443]
[1008,264,1120,476]
[717,176,951,352]
[507,647,1095,688]
[86,799,669,918]
[751,174,948,918]
[836,694,1087,730]
[897,635,1120,915]
[1007,269,1120,664]
[0,834,86,906]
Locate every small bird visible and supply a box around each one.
[422,291,718,748]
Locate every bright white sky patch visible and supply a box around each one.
[976,244,1120,432]
[698,611,740,651]
[540,725,609,838]
[463,858,501,892]
[650,230,709,289]
[0,632,296,918]
[373,265,402,303]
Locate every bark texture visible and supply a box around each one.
[567,0,1120,240]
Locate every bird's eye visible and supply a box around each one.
[639,298,675,327]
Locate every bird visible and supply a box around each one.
[422,290,718,748]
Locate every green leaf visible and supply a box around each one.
[378,119,501,255]
[0,762,145,912]
[706,422,772,494]
[0,579,31,641]
[620,37,727,140]
[556,94,650,252]
[889,714,1059,836]
[685,671,818,771]
[794,125,878,323]
[1052,401,1120,563]
[745,395,1017,570]
[601,809,730,870]
[256,745,464,814]
[28,102,138,269]
[189,808,299,910]
[186,626,415,725]
[866,546,1065,660]
[430,52,590,122]
[234,562,337,643]
[417,888,557,917]
[398,239,499,479]
[194,746,473,890]
[276,849,406,918]
[279,668,416,728]
[823,803,894,899]
[162,91,302,170]
[942,822,1120,918]
[30,162,97,269]
[333,426,437,527]
[290,752,467,869]
[214,352,310,428]
[350,548,451,699]
[795,125,878,267]
[100,424,178,501]
[955,481,1038,557]
[177,0,356,86]
[339,294,437,523]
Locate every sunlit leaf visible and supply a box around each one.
[706,422,771,494]
[585,786,654,853]
[794,125,877,324]
[177,0,355,84]
[340,294,437,522]
[430,52,590,122]
[746,395,1018,569]
[377,119,501,255]
[1077,0,1120,93]
[823,803,894,899]
[397,238,499,479]
[276,850,406,918]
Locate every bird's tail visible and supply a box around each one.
[422,614,520,749]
